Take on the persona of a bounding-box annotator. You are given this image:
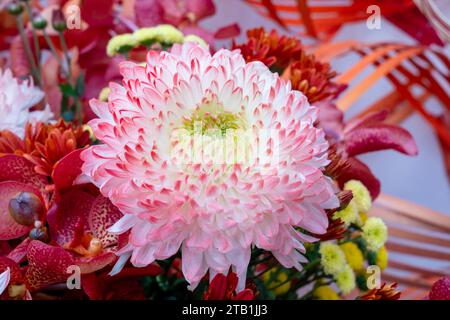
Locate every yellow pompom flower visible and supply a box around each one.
[340,242,365,272]
[98,87,110,102]
[376,246,388,270]
[344,180,372,213]
[313,286,340,300]
[183,34,208,48]
[335,264,356,295]
[133,27,159,46]
[155,24,184,44]
[362,217,388,252]
[358,212,368,226]
[333,201,358,227]
[319,242,346,276]
[106,33,137,57]
[261,268,291,296]
[133,25,184,47]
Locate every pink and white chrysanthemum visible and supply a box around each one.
[0,68,53,138]
[80,43,338,289]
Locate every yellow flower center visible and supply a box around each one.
[183,105,247,136]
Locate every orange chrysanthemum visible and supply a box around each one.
[232,28,302,73]
[0,119,91,176]
[360,283,401,300]
[289,51,345,103]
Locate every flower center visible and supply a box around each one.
[171,103,259,169]
[182,105,246,136]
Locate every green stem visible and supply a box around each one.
[24,1,41,73]
[58,31,72,81]
[74,97,82,124]
[42,30,68,78]
[15,15,40,85]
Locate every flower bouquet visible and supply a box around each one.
[0,0,448,301]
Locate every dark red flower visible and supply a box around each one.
[203,272,255,300]
[289,52,346,103]
[232,28,302,72]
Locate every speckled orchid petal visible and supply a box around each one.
[88,195,122,248]
[46,189,96,246]
[25,240,75,291]
[0,155,47,190]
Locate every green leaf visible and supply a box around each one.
[59,83,77,97]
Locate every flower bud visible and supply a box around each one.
[7,3,24,16]
[51,9,67,32]
[32,16,48,30]
[8,192,45,226]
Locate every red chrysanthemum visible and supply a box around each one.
[232,28,302,72]
[289,52,345,103]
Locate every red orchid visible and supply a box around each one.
[0,129,124,296]
[318,105,418,199]
[203,272,255,300]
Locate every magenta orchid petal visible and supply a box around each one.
[345,124,419,157]
[0,155,47,190]
[52,148,86,193]
[343,110,389,134]
[0,181,42,240]
[214,24,241,39]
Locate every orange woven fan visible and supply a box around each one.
[371,194,450,299]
